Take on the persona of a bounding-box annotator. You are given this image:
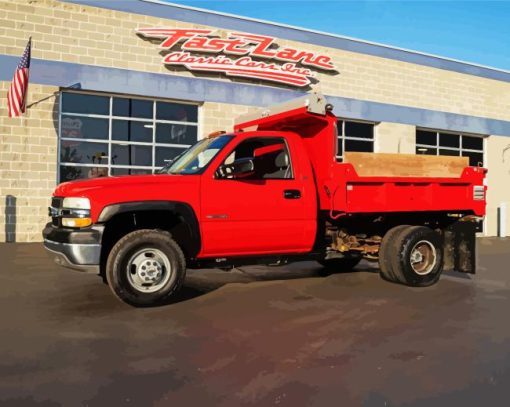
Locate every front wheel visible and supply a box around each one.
[106,229,186,307]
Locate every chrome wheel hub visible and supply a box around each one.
[410,240,437,276]
[126,248,173,293]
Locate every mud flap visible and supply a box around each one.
[443,221,477,274]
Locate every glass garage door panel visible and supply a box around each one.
[61,116,108,140]
[111,167,153,176]
[111,144,152,167]
[112,120,152,143]
[113,98,153,119]
[60,165,108,181]
[439,133,460,148]
[156,102,198,122]
[416,130,436,145]
[156,123,197,146]
[345,139,372,152]
[345,121,373,139]
[416,146,437,155]
[463,151,484,167]
[60,141,109,165]
[462,136,484,150]
[59,92,200,182]
[439,149,460,156]
[155,146,187,167]
[61,93,109,115]
[336,119,375,162]
[415,130,485,167]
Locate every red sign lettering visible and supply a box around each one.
[136,28,336,87]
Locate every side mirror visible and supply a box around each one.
[218,157,255,178]
[231,157,254,175]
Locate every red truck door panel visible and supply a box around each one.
[200,135,316,257]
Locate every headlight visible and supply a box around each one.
[61,197,92,228]
[62,197,90,209]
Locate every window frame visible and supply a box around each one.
[415,127,486,167]
[57,90,200,183]
[336,118,375,161]
[215,136,295,181]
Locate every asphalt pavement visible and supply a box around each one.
[0,239,510,406]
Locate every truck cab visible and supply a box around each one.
[43,93,486,307]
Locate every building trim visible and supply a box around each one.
[62,0,510,84]
[2,54,510,136]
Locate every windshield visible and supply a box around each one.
[158,135,233,175]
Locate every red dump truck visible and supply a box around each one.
[43,93,486,306]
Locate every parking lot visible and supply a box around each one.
[1,239,510,406]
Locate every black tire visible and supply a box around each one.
[379,225,410,282]
[390,226,443,287]
[318,257,361,274]
[106,229,186,307]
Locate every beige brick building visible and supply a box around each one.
[1,0,509,241]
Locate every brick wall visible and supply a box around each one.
[375,122,415,154]
[0,81,59,242]
[0,0,509,122]
[201,102,252,138]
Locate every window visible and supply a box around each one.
[415,129,485,167]
[216,137,293,180]
[159,135,233,175]
[59,92,199,182]
[337,119,374,161]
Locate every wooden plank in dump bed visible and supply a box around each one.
[343,152,469,178]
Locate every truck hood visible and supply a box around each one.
[54,174,186,196]
[54,174,201,222]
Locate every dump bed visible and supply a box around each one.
[235,92,487,218]
[326,157,486,216]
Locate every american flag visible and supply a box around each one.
[7,38,31,118]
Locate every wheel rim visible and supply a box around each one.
[126,248,173,293]
[409,240,437,276]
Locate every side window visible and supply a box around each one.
[336,119,374,161]
[216,137,293,180]
[415,129,485,167]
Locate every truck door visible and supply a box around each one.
[200,135,316,257]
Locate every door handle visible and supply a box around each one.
[283,189,301,199]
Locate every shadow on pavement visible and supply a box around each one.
[161,261,379,306]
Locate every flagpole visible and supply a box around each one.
[23,36,32,127]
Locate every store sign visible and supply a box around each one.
[136,28,336,87]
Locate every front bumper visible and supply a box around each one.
[42,223,104,273]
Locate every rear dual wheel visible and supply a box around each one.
[379,225,443,287]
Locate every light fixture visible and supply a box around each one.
[502,144,510,162]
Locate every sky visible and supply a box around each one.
[165,0,510,71]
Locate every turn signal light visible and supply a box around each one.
[207,130,226,138]
[62,218,92,228]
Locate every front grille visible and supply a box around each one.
[51,197,63,209]
[50,197,63,226]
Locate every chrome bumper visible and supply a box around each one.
[44,239,100,273]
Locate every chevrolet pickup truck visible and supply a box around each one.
[43,92,486,306]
